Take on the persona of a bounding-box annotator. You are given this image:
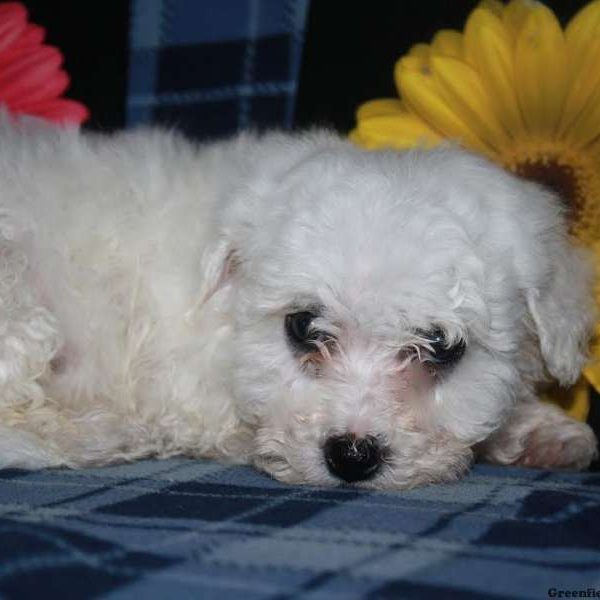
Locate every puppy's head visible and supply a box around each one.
[201,135,595,489]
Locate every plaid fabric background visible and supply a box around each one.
[0,459,598,599]
[127,0,309,139]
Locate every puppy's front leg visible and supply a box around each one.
[478,400,598,470]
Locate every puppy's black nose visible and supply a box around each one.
[324,434,383,482]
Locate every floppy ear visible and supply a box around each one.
[525,236,596,386]
[186,238,239,320]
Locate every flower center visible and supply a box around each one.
[513,158,582,224]
[500,142,600,246]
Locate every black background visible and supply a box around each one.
[296,0,590,130]
[21,0,591,132]
[22,0,128,131]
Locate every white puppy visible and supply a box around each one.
[0,116,596,488]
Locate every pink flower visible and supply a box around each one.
[0,3,88,125]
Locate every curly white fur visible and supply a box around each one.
[0,114,596,488]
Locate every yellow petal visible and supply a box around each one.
[408,43,431,62]
[352,112,441,150]
[503,0,538,39]
[396,66,491,155]
[559,1,600,135]
[396,55,430,76]
[562,78,600,149]
[542,378,590,422]
[585,321,600,394]
[584,361,600,396]
[356,99,404,121]
[567,381,590,422]
[514,4,568,136]
[430,55,510,151]
[464,8,525,134]
[560,35,600,138]
[397,56,417,72]
[566,0,600,51]
[478,0,504,18]
[395,55,432,96]
[431,30,463,59]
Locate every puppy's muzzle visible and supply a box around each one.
[324,434,384,483]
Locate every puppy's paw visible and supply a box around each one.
[516,419,597,470]
[478,401,598,471]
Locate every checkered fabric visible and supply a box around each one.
[0,459,598,599]
[127,0,309,139]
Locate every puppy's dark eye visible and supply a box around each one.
[285,311,324,351]
[417,327,466,366]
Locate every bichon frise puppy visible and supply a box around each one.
[0,116,596,489]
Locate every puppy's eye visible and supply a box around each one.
[285,311,322,350]
[417,327,466,366]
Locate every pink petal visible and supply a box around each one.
[0,4,90,125]
[0,25,48,70]
[0,24,45,63]
[14,23,45,48]
[8,69,69,110]
[0,3,27,55]
[0,3,27,20]
[24,98,89,125]
[0,46,62,103]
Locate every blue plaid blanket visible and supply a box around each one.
[127,0,309,139]
[0,459,598,599]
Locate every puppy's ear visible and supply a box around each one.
[194,238,240,309]
[525,236,596,386]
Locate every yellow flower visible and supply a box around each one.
[351,0,600,421]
